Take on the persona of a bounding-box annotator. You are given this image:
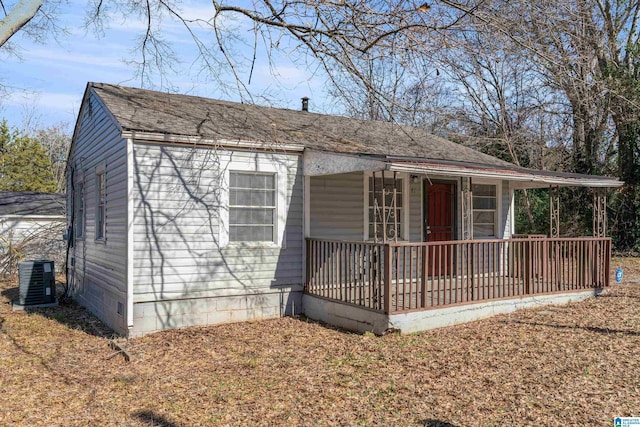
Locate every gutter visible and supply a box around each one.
[388,162,623,188]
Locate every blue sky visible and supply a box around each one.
[0,0,327,132]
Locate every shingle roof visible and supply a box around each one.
[0,192,65,217]
[90,83,513,168]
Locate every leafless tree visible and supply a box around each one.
[467,0,637,247]
[3,0,638,246]
[32,123,70,192]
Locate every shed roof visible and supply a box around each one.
[87,83,622,188]
[0,192,65,217]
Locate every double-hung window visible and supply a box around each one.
[96,172,106,240]
[472,183,497,238]
[229,172,276,242]
[367,176,403,240]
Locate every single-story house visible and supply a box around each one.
[66,82,622,337]
[0,191,66,275]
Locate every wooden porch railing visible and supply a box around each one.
[305,237,611,314]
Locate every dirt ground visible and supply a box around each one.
[1,257,639,426]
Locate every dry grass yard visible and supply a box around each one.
[1,258,639,426]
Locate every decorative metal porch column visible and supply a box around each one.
[371,170,400,243]
[591,188,608,287]
[461,177,473,240]
[592,188,607,237]
[549,185,560,238]
[371,170,400,312]
[460,177,474,299]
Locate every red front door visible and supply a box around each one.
[424,182,455,276]
[425,182,455,242]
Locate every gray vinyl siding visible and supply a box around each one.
[308,174,508,243]
[67,89,128,334]
[132,143,303,303]
[409,179,422,242]
[309,172,364,240]
[310,172,422,242]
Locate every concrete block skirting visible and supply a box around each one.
[303,290,598,335]
[302,295,390,334]
[130,288,302,337]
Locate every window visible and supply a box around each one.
[75,182,84,239]
[96,172,105,240]
[472,183,496,238]
[368,176,403,240]
[229,172,276,242]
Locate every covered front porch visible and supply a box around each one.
[302,150,620,334]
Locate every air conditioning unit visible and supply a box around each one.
[18,260,56,306]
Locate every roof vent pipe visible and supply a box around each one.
[301,97,309,112]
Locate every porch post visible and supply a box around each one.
[461,178,474,298]
[592,188,607,237]
[549,185,560,238]
[592,188,608,287]
[461,177,473,240]
[381,170,387,243]
[372,171,378,242]
[383,243,392,314]
[549,185,561,287]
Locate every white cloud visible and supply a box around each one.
[266,65,309,81]
[253,63,324,90]
[179,3,217,22]
[96,2,220,34]
[1,90,80,128]
[26,47,129,70]
[4,90,79,112]
[34,92,81,112]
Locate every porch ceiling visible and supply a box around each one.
[304,149,623,188]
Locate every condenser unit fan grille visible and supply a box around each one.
[18,260,56,306]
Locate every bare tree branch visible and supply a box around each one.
[0,0,45,47]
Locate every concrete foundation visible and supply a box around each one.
[303,290,598,335]
[302,295,389,334]
[130,288,302,337]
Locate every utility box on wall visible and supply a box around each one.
[18,260,56,306]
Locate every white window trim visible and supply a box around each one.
[219,153,288,248]
[363,171,410,241]
[471,179,502,239]
[228,171,277,243]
